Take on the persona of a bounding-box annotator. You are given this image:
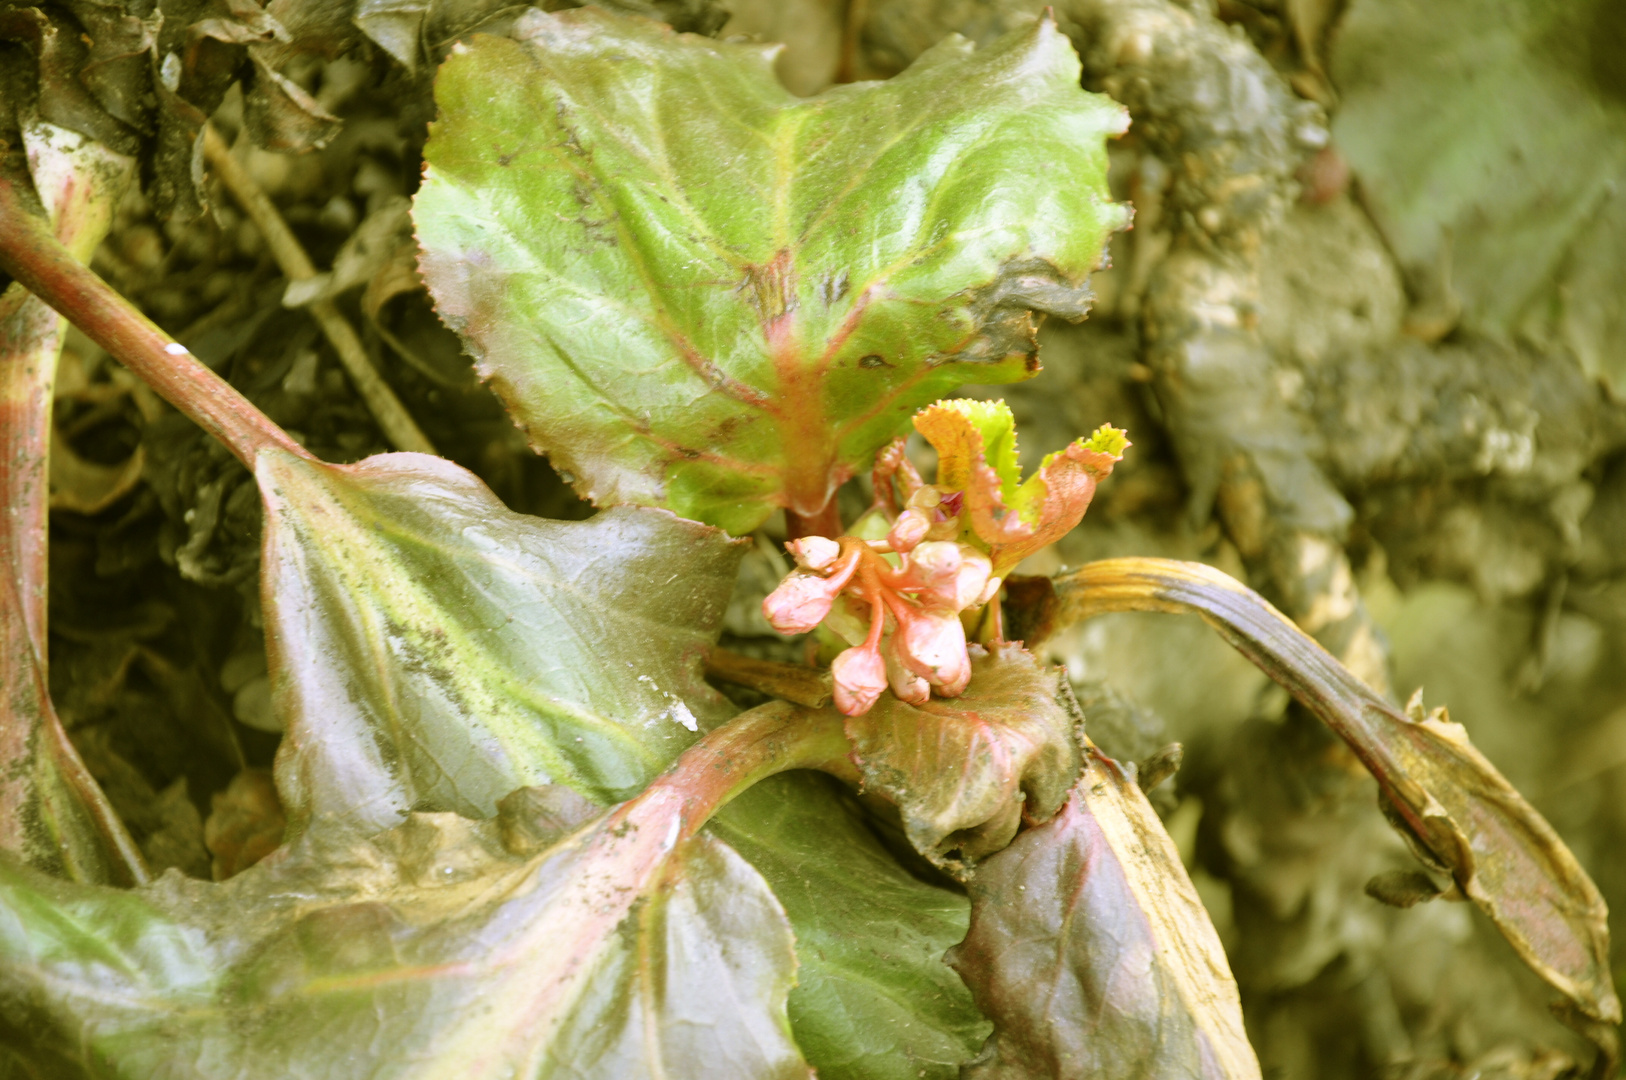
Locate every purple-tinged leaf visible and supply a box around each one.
[948,751,1259,1080]
[415,9,1128,533]
[0,703,853,1078]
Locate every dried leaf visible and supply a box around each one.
[415,8,1128,533]
[1047,557,1622,1039]
[836,642,1081,871]
[204,767,286,880]
[948,753,1260,1079]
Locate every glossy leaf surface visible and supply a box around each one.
[0,783,809,1079]
[415,8,1128,533]
[837,643,1081,871]
[713,774,990,1080]
[1047,558,1621,1033]
[948,755,1259,1079]
[257,447,988,1077]
[258,447,743,837]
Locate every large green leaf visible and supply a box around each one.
[415,8,1128,533]
[1331,0,1626,386]
[258,447,743,837]
[0,783,810,1079]
[712,774,990,1080]
[256,446,988,1077]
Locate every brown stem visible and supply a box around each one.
[200,126,436,457]
[0,173,308,469]
[785,498,843,541]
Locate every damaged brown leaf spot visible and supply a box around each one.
[1049,557,1622,1048]
[948,752,1259,1080]
[835,643,1081,873]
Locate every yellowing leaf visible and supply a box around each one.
[913,401,1126,575]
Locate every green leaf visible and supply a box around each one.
[948,757,1259,1079]
[256,447,989,1077]
[415,8,1129,533]
[832,643,1082,872]
[1331,0,1626,386]
[257,447,744,837]
[711,773,991,1080]
[0,782,810,1079]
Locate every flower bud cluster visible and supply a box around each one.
[762,399,1126,717]
[762,527,999,716]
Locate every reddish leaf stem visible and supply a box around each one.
[0,173,310,469]
[618,699,854,851]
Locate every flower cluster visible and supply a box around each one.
[763,399,1128,716]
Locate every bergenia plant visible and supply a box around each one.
[0,8,1617,1080]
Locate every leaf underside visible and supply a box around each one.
[415,8,1128,533]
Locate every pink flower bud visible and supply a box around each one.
[787,535,841,572]
[950,550,993,610]
[887,509,930,553]
[832,646,888,716]
[899,540,962,588]
[886,650,931,706]
[976,574,1002,608]
[896,608,972,696]
[762,572,843,634]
